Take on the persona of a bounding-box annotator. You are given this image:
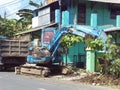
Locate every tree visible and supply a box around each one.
[0,17,28,37]
[0,18,17,37]
[16,9,33,29]
[16,0,43,31]
[85,38,104,50]
[61,34,83,48]
[0,0,43,37]
[104,35,120,78]
[29,0,42,8]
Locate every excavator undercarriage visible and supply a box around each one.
[15,63,72,77]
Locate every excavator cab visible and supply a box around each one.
[27,27,63,65]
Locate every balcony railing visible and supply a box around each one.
[32,11,55,28]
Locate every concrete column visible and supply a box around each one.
[62,11,69,26]
[86,49,95,72]
[55,9,60,23]
[116,15,120,27]
[91,13,97,28]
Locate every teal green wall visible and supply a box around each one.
[63,0,120,67]
[71,0,77,24]
[71,1,120,26]
[63,42,85,67]
[86,2,116,26]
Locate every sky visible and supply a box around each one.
[0,0,43,19]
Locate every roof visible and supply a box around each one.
[34,0,58,12]
[16,23,57,35]
[104,27,120,32]
[89,0,120,4]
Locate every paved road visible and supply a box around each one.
[0,72,117,90]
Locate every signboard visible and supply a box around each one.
[43,31,54,44]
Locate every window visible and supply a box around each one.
[110,6,120,19]
[77,3,86,25]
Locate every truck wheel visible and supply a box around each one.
[0,66,2,71]
[15,67,21,75]
[0,65,4,71]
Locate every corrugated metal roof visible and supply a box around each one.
[89,0,120,4]
[104,27,120,32]
[16,23,57,35]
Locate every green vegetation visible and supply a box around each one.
[0,18,19,37]
[17,9,33,26]
[93,35,120,78]
[29,0,43,8]
[83,35,120,78]
[85,38,104,50]
[0,17,31,37]
[61,34,83,48]
[0,0,41,37]
[104,35,120,78]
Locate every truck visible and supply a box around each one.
[0,37,29,70]
[15,25,107,77]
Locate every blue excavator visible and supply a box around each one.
[15,25,107,77]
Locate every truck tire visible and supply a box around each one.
[0,65,4,71]
[0,66,2,71]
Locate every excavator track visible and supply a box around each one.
[15,64,50,77]
[15,64,72,77]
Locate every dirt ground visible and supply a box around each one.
[66,71,120,90]
[76,74,120,86]
[54,68,120,89]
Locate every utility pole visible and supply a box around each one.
[4,10,6,19]
[59,0,61,30]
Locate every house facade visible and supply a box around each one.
[18,0,120,69]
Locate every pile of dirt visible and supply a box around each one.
[76,73,120,87]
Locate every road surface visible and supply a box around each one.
[0,72,117,90]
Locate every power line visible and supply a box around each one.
[0,0,19,6]
[6,4,30,17]
[1,0,38,18]
[0,0,22,7]
[6,1,38,17]
[0,0,23,8]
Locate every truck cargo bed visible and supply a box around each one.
[0,39,29,70]
[0,39,29,57]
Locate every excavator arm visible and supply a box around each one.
[27,25,107,64]
[47,25,107,58]
[73,25,107,42]
[47,27,86,57]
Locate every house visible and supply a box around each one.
[18,0,120,70]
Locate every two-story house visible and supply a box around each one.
[18,0,120,69]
